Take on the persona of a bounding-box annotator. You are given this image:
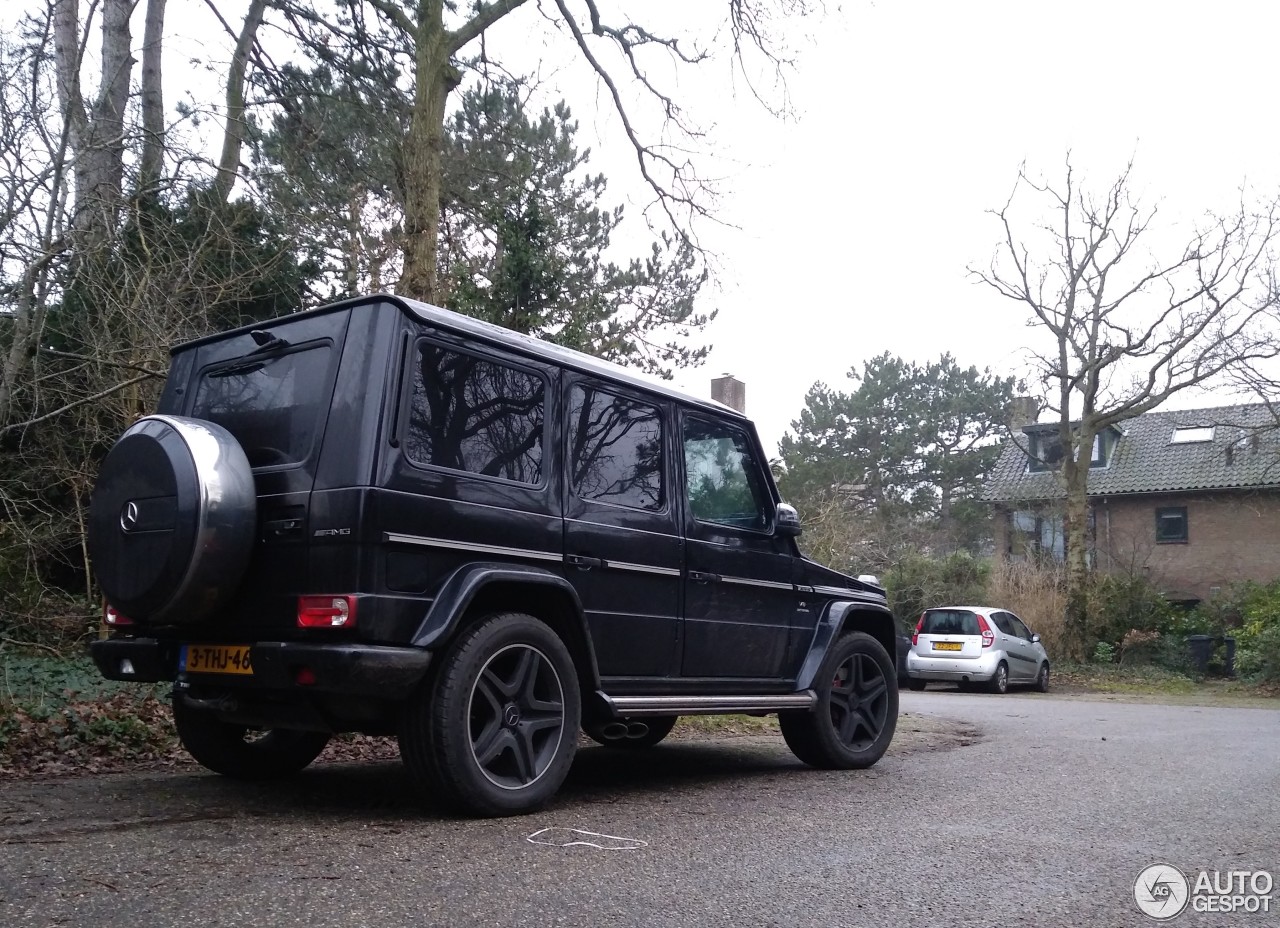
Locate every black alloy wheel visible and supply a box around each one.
[780,631,899,769]
[399,612,580,817]
[172,699,330,779]
[467,643,567,790]
[829,650,892,752]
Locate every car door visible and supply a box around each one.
[679,413,796,680]
[994,611,1037,681]
[563,379,681,680]
[1005,612,1042,680]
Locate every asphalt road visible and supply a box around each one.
[2,692,1278,928]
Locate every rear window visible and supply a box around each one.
[922,609,981,636]
[192,344,333,468]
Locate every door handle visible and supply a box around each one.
[566,554,605,570]
[688,570,721,583]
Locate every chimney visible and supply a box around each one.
[711,374,746,413]
[1008,395,1039,432]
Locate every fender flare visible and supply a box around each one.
[410,561,600,686]
[794,600,897,691]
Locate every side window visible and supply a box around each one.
[1009,615,1033,640]
[682,417,769,531]
[568,385,664,511]
[405,341,545,485]
[990,612,1015,637]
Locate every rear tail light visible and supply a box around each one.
[912,613,925,646]
[297,595,357,628]
[104,604,134,627]
[978,614,995,648]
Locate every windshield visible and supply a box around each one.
[192,344,332,468]
[922,609,981,636]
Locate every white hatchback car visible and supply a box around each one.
[905,606,1049,694]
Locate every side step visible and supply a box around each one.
[603,692,817,717]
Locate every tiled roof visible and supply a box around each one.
[982,403,1280,502]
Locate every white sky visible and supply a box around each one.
[19,0,1280,454]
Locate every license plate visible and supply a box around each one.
[932,642,963,652]
[181,644,253,675]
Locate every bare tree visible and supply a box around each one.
[973,157,1280,656]
[263,0,815,302]
[1,2,313,634]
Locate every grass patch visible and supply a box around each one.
[0,646,181,777]
[1055,662,1201,694]
[671,714,780,737]
[1053,661,1280,700]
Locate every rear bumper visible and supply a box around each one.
[89,637,431,700]
[906,650,1002,682]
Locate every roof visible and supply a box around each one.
[177,293,742,421]
[982,402,1280,502]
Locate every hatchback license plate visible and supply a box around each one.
[932,642,962,652]
[182,644,253,675]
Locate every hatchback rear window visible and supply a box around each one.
[921,610,981,636]
[193,344,333,468]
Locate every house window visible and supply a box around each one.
[1028,432,1109,472]
[1156,506,1188,544]
[1009,510,1065,561]
[1171,426,1214,444]
[1027,434,1065,472]
[1090,433,1107,467]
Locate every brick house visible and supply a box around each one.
[982,402,1280,603]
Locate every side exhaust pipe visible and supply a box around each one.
[599,721,630,741]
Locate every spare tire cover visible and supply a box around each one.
[89,415,256,625]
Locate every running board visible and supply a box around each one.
[603,692,817,717]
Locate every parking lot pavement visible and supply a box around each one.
[2,692,1277,927]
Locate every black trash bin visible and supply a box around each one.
[1187,634,1215,674]
[1222,636,1237,678]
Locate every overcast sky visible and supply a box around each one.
[24,0,1280,454]
[653,0,1280,455]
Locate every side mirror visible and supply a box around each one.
[1031,633,1041,643]
[775,503,802,537]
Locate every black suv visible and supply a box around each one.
[88,295,898,816]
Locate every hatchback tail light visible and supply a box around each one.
[104,604,134,627]
[977,614,995,648]
[911,613,925,646]
[298,595,357,628]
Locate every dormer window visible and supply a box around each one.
[1028,431,1111,472]
[1028,433,1064,472]
[1171,426,1214,444]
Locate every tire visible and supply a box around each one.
[89,416,256,625]
[780,631,898,770]
[585,715,678,748]
[399,612,580,817]
[988,661,1010,695]
[172,699,330,779]
[906,680,927,692]
[1034,662,1050,693]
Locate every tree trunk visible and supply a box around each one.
[1061,453,1092,660]
[398,1,457,302]
[76,0,134,245]
[51,0,86,150]
[138,0,168,194]
[214,0,267,204]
